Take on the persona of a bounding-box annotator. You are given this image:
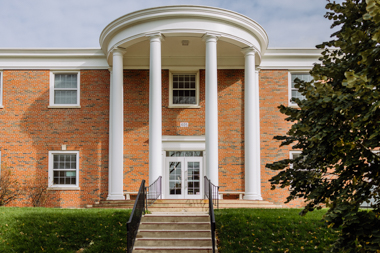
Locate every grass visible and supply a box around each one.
[215,208,339,253]
[0,207,131,253]
[0,207,339,253]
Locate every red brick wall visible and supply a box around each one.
[0,68,303,208]
[259,69,305,207]
[0,70,110,208]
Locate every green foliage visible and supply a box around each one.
[0,207,131,252]
[215,208,338,252]
[266,0,380,251]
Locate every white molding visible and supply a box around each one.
[48,150,80,189]
[100,5,268,52]
[162,135,206,151]
[49,71,80,107]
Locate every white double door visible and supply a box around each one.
[165,156,203,199]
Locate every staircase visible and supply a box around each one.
[89,199,282,210]
[133,212,215,252]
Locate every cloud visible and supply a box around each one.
[0,0,336,48]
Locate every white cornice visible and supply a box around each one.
[260,48,322,69]
[100,5,268,58]
[0,48,105,58]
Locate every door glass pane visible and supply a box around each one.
[187,162,200,195]
[169,162,181,195]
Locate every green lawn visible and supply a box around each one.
[215,208,339,253]
[0,207,131,253]
[0,207,338,253]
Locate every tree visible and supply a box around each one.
[0,167,22,206]
[266,0,380,251]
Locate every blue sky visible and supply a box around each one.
[0,0,336,48]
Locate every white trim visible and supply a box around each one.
[169,71,200,108]
[290,150,302,161]
[0,71,2,107]
[48,150,80,189]
[162,135,206,151]
[49,71,80,107]
[288,71,310,107]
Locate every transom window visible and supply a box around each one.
[169,72,199,108]
[50,72,80,107]
[290,73,312,105]
[166,151,203,157]
[48,151,79,188]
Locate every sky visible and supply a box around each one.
[0,0,337,49]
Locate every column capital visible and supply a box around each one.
[202,32,221,42]
[241,46,258,56]
[146,32,165,41]
[112,47,126,56]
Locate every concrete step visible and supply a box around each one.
[143,214,209,223]
[134,238,212,247]
[133,246,214,252]
[137,230,211,238]
[147,207,209,212]
[140,222,210,230]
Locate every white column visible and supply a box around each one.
[108,48,125,200]
[148,33,163,185]
[242,47,262,200]
[203,33,219,186]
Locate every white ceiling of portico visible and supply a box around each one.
[122,36,245,69]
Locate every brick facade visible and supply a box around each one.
[0,68,302,208]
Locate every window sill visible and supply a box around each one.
[288,103,300,108]
[168,105,201,109]
[47,187,80,191]
[48,105,81,109]
[0,105,3,109]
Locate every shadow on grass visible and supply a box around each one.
[215,208,339,253]
[0,207,131,253]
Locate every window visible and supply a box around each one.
[49,72,80,107]
[169,72,200,108]
[290,151,302,166]
[289,72,312,106]
[0,71,3,108]
[48,151,79,188]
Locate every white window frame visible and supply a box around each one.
[49,71,80,108]
[288,71,311,107]
[0,71,3,108]
[290,151,302,165]
[48,150,80,189]
[169,71,200,108]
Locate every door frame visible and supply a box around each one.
[162,135,206,199]
[165,156,203,199]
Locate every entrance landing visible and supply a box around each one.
[89,199,282,211]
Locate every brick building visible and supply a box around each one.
[0,5,320,208]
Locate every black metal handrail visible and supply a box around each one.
[204,176,219,209]
[145,176,162,212]
[204,176,219,253]
[126,179,145,253]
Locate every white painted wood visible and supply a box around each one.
[148,33,163,185]
[107,48,125,200]
[242,47,262,200]
[203,33,219,187]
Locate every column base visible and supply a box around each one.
[107,193,125,200]
[243,193,263,200]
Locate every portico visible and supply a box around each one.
[100,5,268,201]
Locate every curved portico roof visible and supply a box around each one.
[99,5,269,66]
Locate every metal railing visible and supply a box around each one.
[126,179,145,253]
[204,176,219,253]
[145,176,162,212]
[204,176,219,209]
